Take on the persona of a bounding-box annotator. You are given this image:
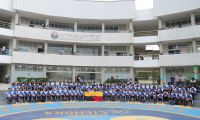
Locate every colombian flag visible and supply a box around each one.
[84,91,103,101]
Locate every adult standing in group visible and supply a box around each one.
[5,73,9,84]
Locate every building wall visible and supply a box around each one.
[154,0,200,16]
[13,0,135,19]
[0,0,14,12]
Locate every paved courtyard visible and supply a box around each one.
[0,102,200,120]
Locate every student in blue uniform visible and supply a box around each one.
[111,90,116,101]
[152,92,157,103]
[186,92,193,106]
[104,90,108,101]
[12,89,18,103]
[131,90,136,102]
[30,89,35,102]
[56,88,61,101]
[36,89,41,102]
[61,88,65,101]
[6,88,12,104]
[121,90,126,102]
[163,91,169,102]
[41,89,46,102]
[27,89,31,102]
[53,89,57,101]
[135,90,140,102]
[48,89,53,101]
[171,91,177,104]
[65,89,70,101]
[18,88,24,103]
[157,92,163,102]
[182,92,187,106]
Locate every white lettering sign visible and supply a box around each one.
[51,32,101,42]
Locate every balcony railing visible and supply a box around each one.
[134,30,158,37]
[134,54,159,60]
[0,21,11,29]
[0,49,10,55]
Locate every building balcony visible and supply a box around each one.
[0,54,11,64]
[12,51,133,67]
[0,21,13,37]
[134,30,158,37]
[14,25,133,44]
[159,52,200,66]
[158,25,200,42]
[133,54,160,68]
[133,35,158,44]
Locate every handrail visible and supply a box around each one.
[134,30,158,37]
[0,21,11,29]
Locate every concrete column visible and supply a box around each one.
[102,45,104,56]
[129,21,133,32]
[194,66,199,80]
[45,18,49,28]
[191,13,196,26]
[11,16,15,29]
[6,65,11,83]
[102,22,105,33]
[43,66,47,79]
[101,68,105,84]
[74,21,78,32]
[160,67,167,85]
[192,40,197,53]
[129,44,134,56]
[158,17,163,30]
[130,67,135,83]
[72,67,76,82]
[8,40,12,55]
[15,12,19,25]
[159,42,163,55]
[73,44,77,55]
[10,64,15,82]
[12,38,17,51]
[44,41,48,53]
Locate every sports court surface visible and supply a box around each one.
[0,102,200,120]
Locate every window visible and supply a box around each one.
[47,66,72,72]
[77,46,101,56]
[48,44,73,55]
[77,24,101,32]
[49,21,73,31]
[168,43,192,54]
[18,41,44,53]
[76,67,101,73]
[165,17,191,29]
[195,15,200,25]
[15,64,43,72]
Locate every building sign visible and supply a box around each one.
[51,31,101,42]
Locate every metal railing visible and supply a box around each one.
[134,30,158,37]
[134,54,159,60]
[0,21,11,29]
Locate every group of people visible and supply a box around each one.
[5,81,197,106]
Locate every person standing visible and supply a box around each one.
[5,74,9,84]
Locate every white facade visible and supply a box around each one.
[0,0,200,84]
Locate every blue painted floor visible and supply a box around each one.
[0,102,200,120]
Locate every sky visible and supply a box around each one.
[98,0,153,10]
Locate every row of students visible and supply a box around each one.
[6,88,84,103]
[6,82,196,106]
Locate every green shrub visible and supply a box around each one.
[17,77,48,83]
